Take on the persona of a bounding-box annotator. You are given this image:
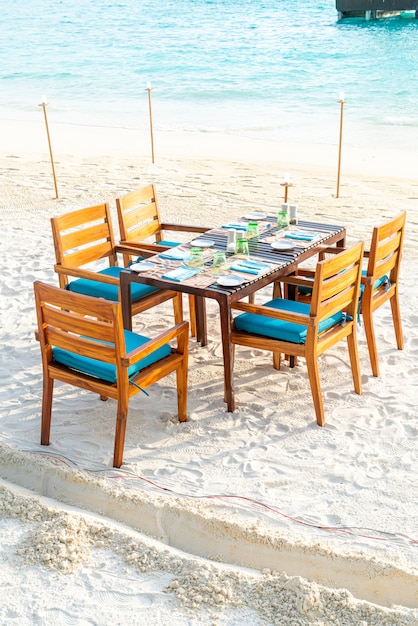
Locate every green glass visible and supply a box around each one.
[188,247,204,268]
[246,221,260,239]
[211,251,228,276]
[235,238,250,259]
[277,208,289,229]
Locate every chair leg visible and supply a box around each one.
[188,295,197,338]
[176,363,188,422]
[362,308,380,377]
[305,354,325,427]
[273,351,281,370]
[100,395,108,401]
[347,331,362,395]
[41,374,54,445]
[390,291,404,350]
[113,397,129,468]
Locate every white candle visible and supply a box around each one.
[147,81,151,89]
[284,172,290,184]
[41,94,47,104]
[339,91,345,102]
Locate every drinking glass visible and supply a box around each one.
[277,203,289,229]
[235,238,250,259]
[211,251,228,276]
[246,221,260,239]
[188,247,204,269]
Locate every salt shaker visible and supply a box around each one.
[227,228,236,253]
[289,204,298,225]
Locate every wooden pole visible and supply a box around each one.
[280,182,293,203]
[39,99,59,199]
[146,83,155,164]
[336,95,345,199]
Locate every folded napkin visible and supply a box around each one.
[284,231,319,241]
[221,222,248,231]
[162,267,201,282]
[158,249,190,261]
[230,263,262,275]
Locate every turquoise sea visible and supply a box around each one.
[2,0,418,150]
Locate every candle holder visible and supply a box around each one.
[146,82,155,164]
[336,93,345,198]
[38,98,59,199]
[280,181,293,203]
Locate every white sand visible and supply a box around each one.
[1,117,418,625]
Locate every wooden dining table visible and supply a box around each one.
[119,217,346,412]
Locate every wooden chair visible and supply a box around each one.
[361,211,405,377]
[287,212,406,377]
[34,281,189,468]
[51,202,183,326]
[116,185,211,337]
[230,242,364,427]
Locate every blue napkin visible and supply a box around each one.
[162,267,201,282]
[284,231,319,241]
[221,222,248,231]
[230,263,262,275]
[158,249,190,261]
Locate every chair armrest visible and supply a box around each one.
[160,223,212,233]
[54,265,119,284]
[117,242,170,256]
[231,301,314,326]
[122,321,189,366]
[279,274,315,287]
[361,274,373,286]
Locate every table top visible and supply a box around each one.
[121,218,345,301]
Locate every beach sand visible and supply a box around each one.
[1,117,418,625]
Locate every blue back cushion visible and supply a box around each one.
[234,298,344,344]
[67,266,157,301]
[52,330,171,383]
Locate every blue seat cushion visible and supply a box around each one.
[67,266,158,301]
[360,270,389,294]
[52,330,171,383]
[130,240,179,264]
[157,240,179,247]
[234,298,345,344]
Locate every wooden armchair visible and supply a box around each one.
[116,185,212,337]
[51,202,183,326]
[116,184,211,264]
[230,243,364,427]
[361,211,405,376]
[34,281,189,468]
[285,212,406,377]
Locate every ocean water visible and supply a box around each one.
[2,0,418,150]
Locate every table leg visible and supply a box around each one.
[120,272,133,331]
[195,295,207,346]
[218,297,235,412]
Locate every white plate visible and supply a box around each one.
[271,240,295,252]
[243,213,267,221]
[130,261,157,272]
[190,238,215,248]
[217,275,246,287]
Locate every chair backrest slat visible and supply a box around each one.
[35,282,123,365]
[51,203,118,269]
[367,212,405,281]
[116,184,164,244]
[310,243,364,322]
